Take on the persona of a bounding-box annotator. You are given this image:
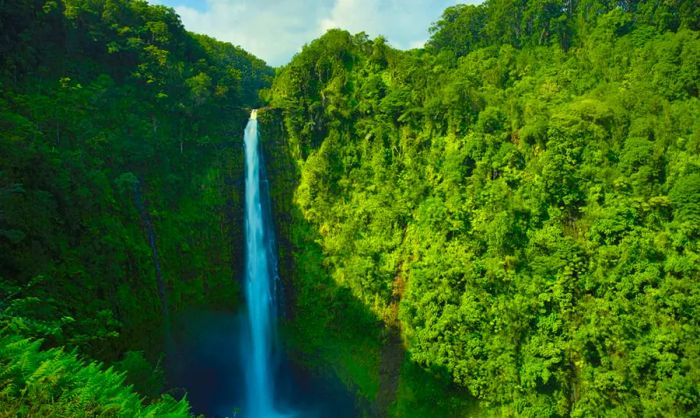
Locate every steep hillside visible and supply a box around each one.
[0,0,271,413]
[265,0,700,415]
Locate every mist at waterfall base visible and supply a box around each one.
[166,112,359,418]
[167,312,358,418]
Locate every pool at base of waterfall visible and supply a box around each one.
[166,311,361,418]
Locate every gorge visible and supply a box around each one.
[1,0,699,417]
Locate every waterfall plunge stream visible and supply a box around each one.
[243,109,287,418]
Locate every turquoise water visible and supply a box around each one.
[243,110,287,417]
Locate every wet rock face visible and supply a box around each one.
[258,109,299,319]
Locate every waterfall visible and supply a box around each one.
[132,179,170,326]
[242,109,287,418]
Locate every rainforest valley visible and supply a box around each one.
[1,0,699,417]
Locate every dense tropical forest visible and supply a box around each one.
[1,0,699,416]
[1,0,270,414]
[264,0,700,416]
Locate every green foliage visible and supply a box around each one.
[267,0,700,415]
[0,333,193,417]
[670,173,700,224]
[427,0,700,59]
[391,359,480,417]
[0,0,271,411]
[3,0,700,415]
[113,351,165,400]
[259,111,383,402]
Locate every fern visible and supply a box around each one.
[0,334,195,417]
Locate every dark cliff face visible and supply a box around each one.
[256,109,478,418]
[257,109,395,416]
[257,109,299,319]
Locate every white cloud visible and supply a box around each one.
[409,39,428,50]
[151,0,482,66]
[164,0,333,66]
[320,0,449,50]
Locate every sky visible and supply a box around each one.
[149,0,481,66]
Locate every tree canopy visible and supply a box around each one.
[1,0,271,414]
[266,0,700,415]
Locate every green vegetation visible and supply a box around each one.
[1,0,270,414]
[0,334,190,417]
[265,0,700,415]
[2,0,699,416]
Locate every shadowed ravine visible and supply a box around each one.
[166,111,360,418]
